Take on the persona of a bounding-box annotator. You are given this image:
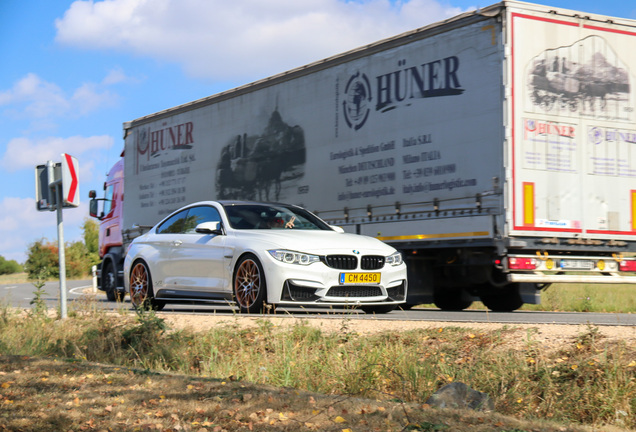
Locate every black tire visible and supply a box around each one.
[233,254,267,314]
[433,289,473,311]
[103,261,123,302]
[480,285,523,312]
[129,261,165,311]
[361,304,397,314]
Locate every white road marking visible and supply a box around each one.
[69,285,92,295]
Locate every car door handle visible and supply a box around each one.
[172,240,182,247]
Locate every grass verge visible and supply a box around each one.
[0,300,634,431]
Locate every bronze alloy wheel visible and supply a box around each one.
[129,261,150,309]
[234,255,266,313]
[129,261,165,311]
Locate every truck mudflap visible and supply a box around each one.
[501,253,636,284]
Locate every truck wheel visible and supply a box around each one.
[360,304,397,314]
[129,261,165,311]
[103,261,124,302]
[433,289,473,311]
[480,284,523,312]
[233,254,267,314]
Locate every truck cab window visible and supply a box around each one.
[103,184,114,216]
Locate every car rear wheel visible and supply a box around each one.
[234,254,267,314]
[129,261,165,311]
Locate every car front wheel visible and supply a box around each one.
[234,254,267,314]
[129,261,165,311]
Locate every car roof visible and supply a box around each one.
[198,200,302,209]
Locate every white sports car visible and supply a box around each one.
[124,201,407,314]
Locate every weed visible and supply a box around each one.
[28,269,50,320]
[575,323,602,349]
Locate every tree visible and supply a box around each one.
[66,241,93,279]
[24,220,101,280]
[0,255,23,275]
[82,218,99,255]
[24,239,59,279]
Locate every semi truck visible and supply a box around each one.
[89,0,636,311]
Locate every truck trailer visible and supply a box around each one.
[90,0,636,311]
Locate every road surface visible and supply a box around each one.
[2,279,634,326]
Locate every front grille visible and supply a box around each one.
[326,286,383,298]
[323,255,357,270]
[361,255,385,270]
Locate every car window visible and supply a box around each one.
[183,206,222,234]
[223,204,331,230]
[156,209,188,234]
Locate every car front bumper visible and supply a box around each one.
[261,256,408,306]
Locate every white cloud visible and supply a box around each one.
[72,83,118,115]
[55,0,466,81]
[0,197,52,237]
[0,73,69,118]
[1,135,114,172]
[0,72,121,121]
[102,67,136,85]
[0,197,90,264]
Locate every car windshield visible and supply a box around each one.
[222,204,332,230]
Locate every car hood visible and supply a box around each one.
[231,230,395,255]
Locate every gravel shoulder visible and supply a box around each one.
[162,313,636,351]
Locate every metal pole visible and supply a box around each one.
[56,183,68,319]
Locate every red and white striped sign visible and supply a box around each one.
[61,153,79,207]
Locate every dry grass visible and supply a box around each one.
[0,300,634,432]
[0,354,620,432]
[0,273,29,285]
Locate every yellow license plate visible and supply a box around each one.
[339,273,381,284]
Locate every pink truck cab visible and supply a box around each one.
[88,157,125,301]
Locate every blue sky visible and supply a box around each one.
[1,0,635,264]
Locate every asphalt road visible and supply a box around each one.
[2,279,635,326]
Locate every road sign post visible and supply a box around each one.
[34,154,80,319]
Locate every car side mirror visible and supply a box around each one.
[195,221,223,235]
[330,225,345,233]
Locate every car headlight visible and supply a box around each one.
[268,249,321,266]
[386,251,403,266]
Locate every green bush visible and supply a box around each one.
[82,218,99,255]
[23,219,101,280]
[24,239,59,279]
[65,241,99,278]
[0,255,23,275]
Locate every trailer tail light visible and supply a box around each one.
[508,257,537,270]
[619,259,636,272]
